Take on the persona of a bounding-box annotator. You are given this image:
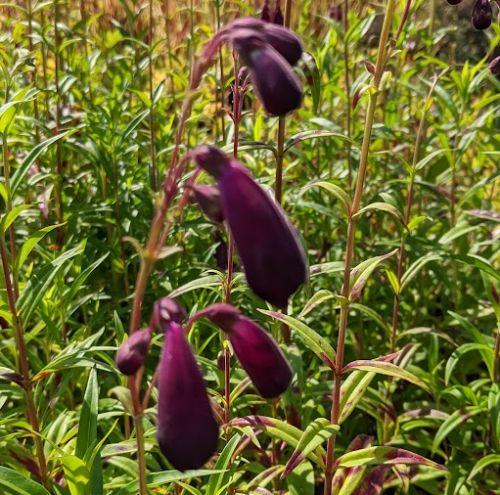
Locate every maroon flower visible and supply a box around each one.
[273,1,284,25]
[471,0,492,30]
[193,146,308,308]
[261,0,272,22]
[157,320,219,470]
[191,184,224,223]
[230,30,302,115]
[489,56,500,76]
[197,303,292,398]
[115,328,152,376]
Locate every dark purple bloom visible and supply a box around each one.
[471,0,492,30]
[191,184,224,223]
[157,320,219,470]
[329,4,343,21]
[489,56,500,76]
[273,1,284,25]
[231,32,302,115]
[226,17,303,66]
[198,303,292,398]
[193,146,308,308]
[261,0,271,22]
[151,297,186,328]
[115,328,152,375]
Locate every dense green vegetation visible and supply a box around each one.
[0,0,498,494]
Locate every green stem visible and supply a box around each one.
[323,1,397,493]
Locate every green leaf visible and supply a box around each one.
[0,204,31,234]
[301,180,351,212]
[205,434,241,495]
[283,418,339,476]
[11,129,77,195]
[298,289,335,317]
[60,455,90,495]
[445,343,493,385]
[339,370,376,424]
[0,467,51,495]
[260,310,336,366]
[467,454,500,481]
[349,250,398,301]
[415,149,448,171]
[353,202,403,224]
[400,253,441,292]
[76,367,99,459]
[15,224,63,271]
[343,360,430,392]
[336,446,446,471]
[285,130,355,153]
[286,461,314,495]
[168,275,221,298]
[432,406,484,452]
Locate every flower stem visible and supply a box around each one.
[323,1,397,493]
[148,0,158,191]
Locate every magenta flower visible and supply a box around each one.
[472,0,492,30]
[151,297,186,328]
[197,303,292,398]
[193,146,308,309]
[156,320,219,470]
[191,184,224,223]
[115,328,152,376]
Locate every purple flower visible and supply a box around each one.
[489,56,500,76]
[273,1,284,25]
[471,0,492,30]
[261,0,271,22]
[151,297,186,328]
[115,328,152,376]
[197,303,292,398]
[226,17,303,66]
[193,146,308,309]
[230,30,302,115]
[191,184,224,223]
[157,320,219,470]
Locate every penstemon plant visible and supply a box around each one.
[0,1,498,495]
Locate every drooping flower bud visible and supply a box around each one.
[261,0,272,22]
[489,56,500,76]
[115,328,152,375]
[151,297,186,328]
[230,29,302,115]
[261,23,303,66]
[157,320,219,470]
[192,146,308,308]
[273,1,284,25]
[191,184,224,223]
[471,0,492,30]
[197,303,292,398]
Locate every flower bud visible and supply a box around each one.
[198,303,292,398]
[273,3,284,25]
[193,146,308,308]
[489,56,500,76]
[261,24,303,66]
[115,328,152,375]
[191,184,224,223]
[157,321,219,470]
[471,0,492,30]
[261,0,272,22]
[151,297,186,328]
[230,29,302,115]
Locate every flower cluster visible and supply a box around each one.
[446,0,493,30]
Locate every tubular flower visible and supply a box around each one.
[151,297,186,328]
[115,328,152,376]
[193,145,308,309]
[191,184,224,223]
[230,29,302,115]
[156,320,219,470]
[198,303,292,398]
[489,56,500,76]
[471,0,492,30]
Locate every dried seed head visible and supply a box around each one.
[115,328,152,375]
[193,147,308,308]
[199,303,292,398]
[471,0,492,30]
[191,184,224,223]
[157,321,219,470]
